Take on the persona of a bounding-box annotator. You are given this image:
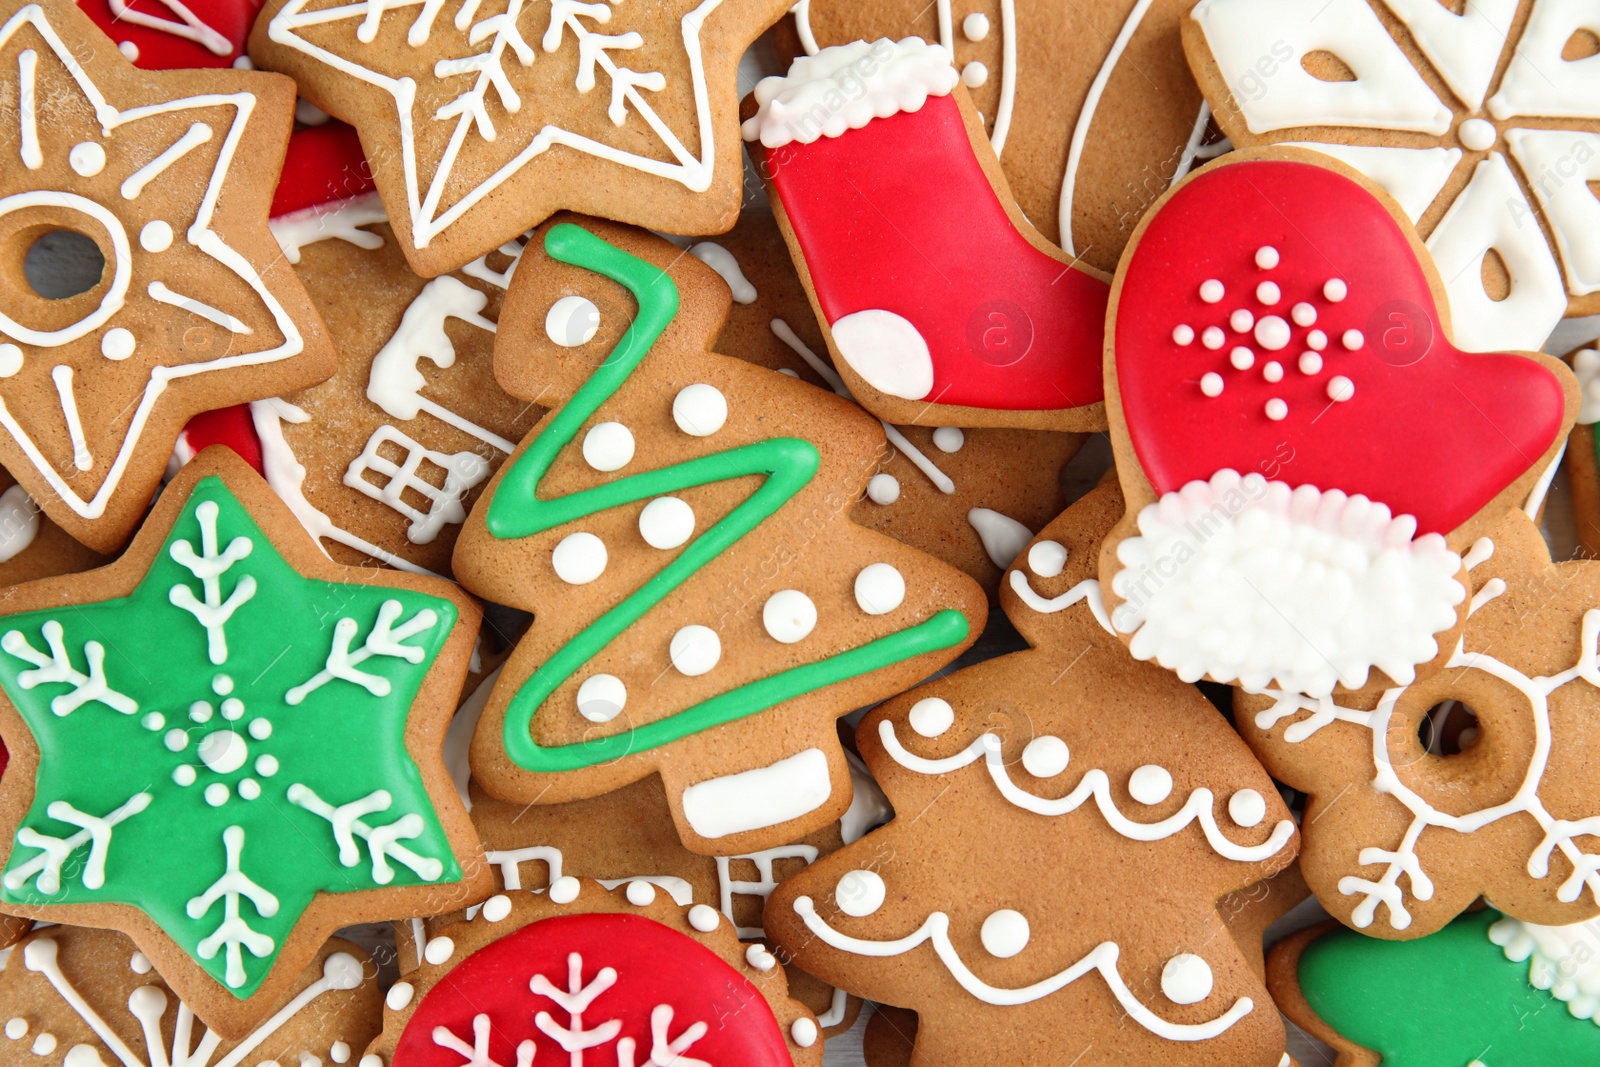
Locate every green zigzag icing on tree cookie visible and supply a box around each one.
[486,223,968,772]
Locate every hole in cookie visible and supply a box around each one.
[1301,50,1356,83]
[23,230,104,299]
[1481,248,1511,302]
[1564,28,1600,61]
[1416,700,1481,757]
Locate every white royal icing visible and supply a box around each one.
[1489,0,1600,120]
[1283,142,1461,223]
[268,192,387,263]
[687,241,756,304]
[1506,129,1600,298]
[967,507,1032,569]
[828,309,935,401]
[1573,348,1600,425]
[681,747,832,839]
[1490,914,1600,1023]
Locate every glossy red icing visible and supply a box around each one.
[394,912,794,1067]
[78,0,261,70]
[1115,159,1567,534]
[765,94,1108,411]
[271,121,376,218]
[182,405,263,474]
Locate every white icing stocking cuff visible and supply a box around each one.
[1110,470,1465,697]
[741,38,960,148]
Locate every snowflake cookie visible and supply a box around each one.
[763,479,1300,1066]
[1183,0,1600,353]
[1239,506,1600,939]
[0,0,336,554]
[362,879,822,1067]
[450,217,986,855]
[249,0,790,277]
[0,449,489,1036]
[0,924,381,1067]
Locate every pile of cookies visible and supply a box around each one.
[0,0,1594,1063]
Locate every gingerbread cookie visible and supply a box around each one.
[250,0,789,277]
[764,478,1300,1066]
[451,217,985,854]
[1183,0,1600,354]
[1100,148,1576,699]
[78,0,261,69]
[1238,504,1600,939]
[781,0,1220,275]
[0,925,380,1065]
[0,0,335,554]
[702,211,1085,599]
[362,880,823,1066]
[249,128,542,577]
[0,465,105,588]
[1270,911,1600,1065]
[742,39,1111,432]
[0,449,489,1035]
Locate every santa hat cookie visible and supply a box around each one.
[1100,147,1577,699]
[743,39,1111,433]
[361,880,823,1067]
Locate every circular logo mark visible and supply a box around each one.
[966,299,1033,367]
[1366,299,1434,368]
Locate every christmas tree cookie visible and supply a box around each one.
[451,217,986,855]
[764,479,1300,1066]
[0,449,489,1035]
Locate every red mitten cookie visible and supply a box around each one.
[1101,148,1576,698]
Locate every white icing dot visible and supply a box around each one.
[1298,351,1323,375]
[549,876,581,904]
[866,473,900,505]
[1254,246,1279,269]
[909,697,955,738]
[1021,735,1069,778]
[118,39,138,59]
[835,869,886,917]
[190,702,211,723]
[141,712,164,731]
[204,783,229,807]
[1306,329,1328,350]
[31,1033,55,1055]
[672,383,728,436]
[330,1042,351,1063]
[791,1018,819,1048]
[255,754,278,777]
[1027,540,1067,578]
[220,698,244,722]
[0,344,19,377]
[5,1018,25,1039]
[1201,326,1225,350]
[1256,281,1280,306]
[1229,789,1267,828]
[1264,398,1288,421]
[172,765,196,786]
[140,220,173,252]
[359,1057,382,1067]
[854,563,905,615]
[1342,329,1364,350]
[552,531,607,584]
[1262,361,1283,383]
[1172,324,1195,346]
[101,328,135,361]
[545,295,600,346]
[639,496,695,549]
[576,674,626,723]
[482,894,512,922]
[626,880,656,906]
[385,982,414,1011]
[1199,279,1224,303]
[963,12,990,39]
[248,718,271,740]
[237,778,261,800]
[980,909,1030,958]
[1291,301,1317,327]
[1199,371,1224,397]
[164,728,188,752]
[1459,117,1496,151]
[213,674,234,695]
[424,937,454,965]
[1162,953,1214,1004]
[688,904,720,931]
[581,422,635,472]
[1323,278,1348,302]
[1254,315,1290,351]
[1229,308,1254,333]
[1129,765,1173,804]
[961,61,988,87]
[130,952,151,974]
[69,141,105,176]
[746,944,776,971]
[669,625,721,676]
[762,590,817,644]
[1229,347,1254,371]
[1327,375,1355,402]
[932,426,964,453]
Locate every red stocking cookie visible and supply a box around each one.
[1101,148,1576,698]
[743,39,1111,432]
